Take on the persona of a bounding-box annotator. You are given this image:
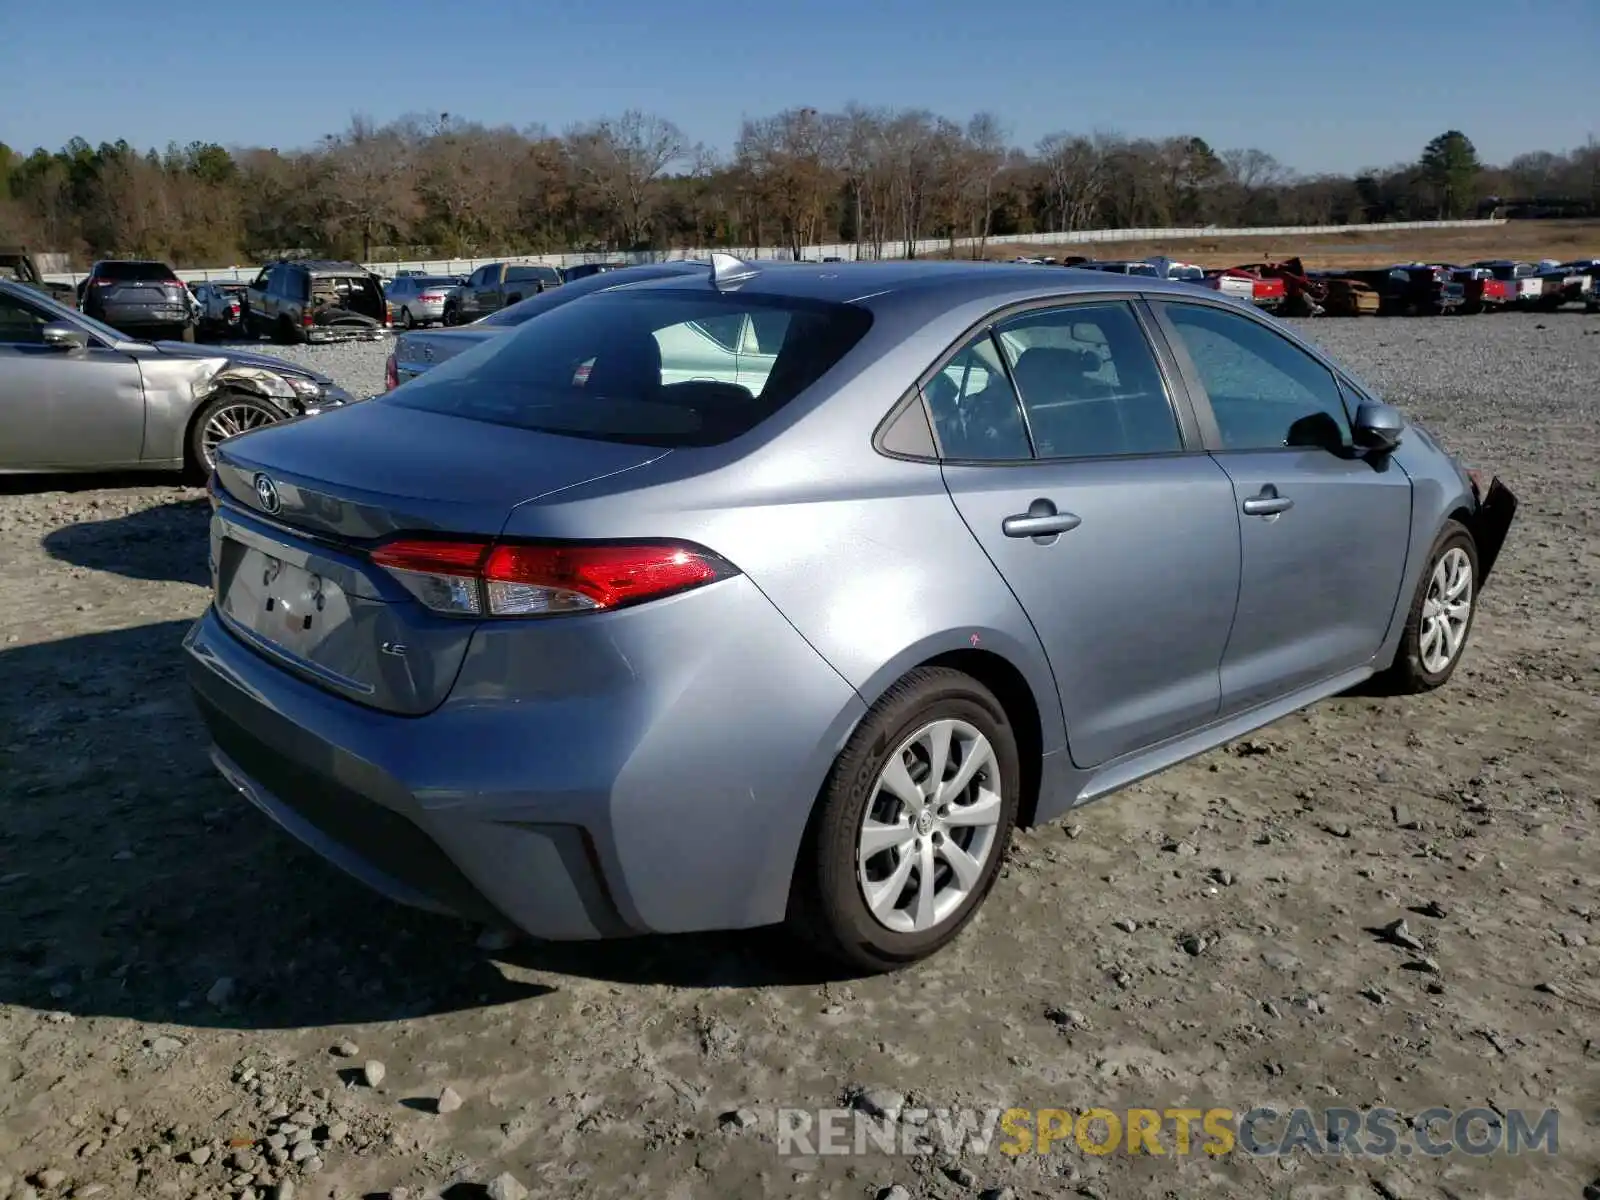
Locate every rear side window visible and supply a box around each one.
[921,334,1031,461]
[384,289,873,448]
[94,261,177,282]
[995,302,1181,459]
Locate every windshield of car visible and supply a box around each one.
[94,261,179,282]
[384,289,873,448]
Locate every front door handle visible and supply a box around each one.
[1242,485,1293,517]
[1002,499,1082,540]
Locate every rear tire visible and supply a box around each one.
[786,667,1020,973]
[1374,521,1479,695]
[179,323,196,343]
[401,307,415,329]
[274,315,301,345]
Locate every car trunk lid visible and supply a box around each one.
[208,401,669,714]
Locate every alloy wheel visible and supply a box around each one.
[1419,546,1473,673]
[856,718,1003,934]
[201,403,275,469]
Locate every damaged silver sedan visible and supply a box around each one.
[0,279,357,479]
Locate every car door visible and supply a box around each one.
[0,290,145,469]
[1149,298,1412,714]
[931,298,1243,769]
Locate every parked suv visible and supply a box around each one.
[445,261,562,324]
[245,259,391,344]
[79,259,197,341]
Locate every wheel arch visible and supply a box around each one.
[181,382,295,474]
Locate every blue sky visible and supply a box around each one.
[2,0,1595,174]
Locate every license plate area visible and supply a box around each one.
[217,540,354,662]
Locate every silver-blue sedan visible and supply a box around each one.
[184,256,1516,972]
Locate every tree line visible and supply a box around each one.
[0,108,1595,269]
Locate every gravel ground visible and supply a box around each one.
[1,312,1597,1200]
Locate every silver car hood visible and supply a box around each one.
[132,339,333,385]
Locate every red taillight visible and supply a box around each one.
[369,538,735,617]
[301,309,314,327]
[385,303,394,327]
[383,351,399,391]
[419,292,444,302]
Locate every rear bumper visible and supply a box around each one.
[182,578,864,940]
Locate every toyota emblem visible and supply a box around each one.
[253,473,281,514]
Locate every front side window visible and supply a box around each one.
[384,289,873,448]
[922,333,1031,461]
[0,293,48,344]
[994,302,1181,459]
[1159,302,1352,453]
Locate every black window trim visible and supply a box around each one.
[872,291,1207,467]
[1144,294,1362,457]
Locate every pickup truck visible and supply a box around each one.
[1201,267,1287,310]
[0,247,79,307]
[445,261,563,324]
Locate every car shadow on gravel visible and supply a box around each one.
[41,498,211,587]
[0,621,844,1034]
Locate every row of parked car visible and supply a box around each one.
[0,246,635,346]
[1011,252,1600,318]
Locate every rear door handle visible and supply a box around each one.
[1002,499,1082,540]
[1241,485,1293,517]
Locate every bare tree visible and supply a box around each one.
[566,110,685,249]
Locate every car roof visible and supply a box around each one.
[608,258,1233,314]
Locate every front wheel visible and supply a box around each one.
[1375,521,1479,694]
[787,667,1020,973]
[186,391,282,481]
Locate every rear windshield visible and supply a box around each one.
[417,276,458,289]
[384,289,873,448]
[506,265,560,284]
[96,261,178,281]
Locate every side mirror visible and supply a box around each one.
[42,322,89,351]
[1352,401,1404,454]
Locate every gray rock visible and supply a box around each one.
[361,1060,386,1088]
[1381,918,1426,952]
[147,1036,184,1055]
[980,1189,1017,1200]
[290,1141,317,1164]
[300,1156,323,1174]
[1113,917,1137,933]
[272,1183,296,1200]
[876,1187,911,1200]
[325,1121,349,1143]
[34,1169,68,1190]
[719,1108,759,1130]
[1163,839,1198,856]
[112,1107,132,1127]
[854,1089,906,1121]
[331,1040,359,1058]
[184,1145,212,1166]
[485,1174,529,1200]
[435,1086,463,1114]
